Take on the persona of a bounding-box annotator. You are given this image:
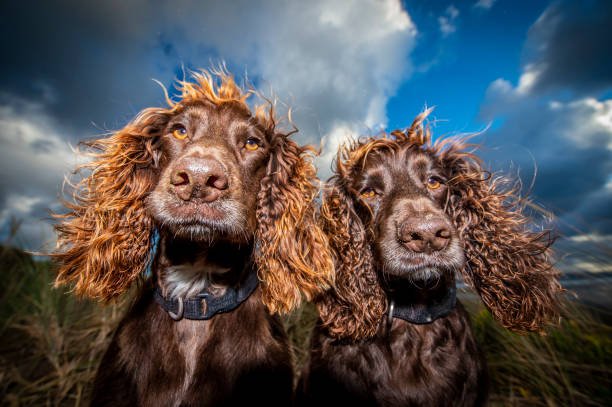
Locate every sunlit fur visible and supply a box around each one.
[52,70,333,314]
[319,109,562,341]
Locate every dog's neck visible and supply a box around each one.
[382,273,457,325]
[156,235,254,299]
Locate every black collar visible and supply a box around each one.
[386,278,457,325]
[154,268,259,321]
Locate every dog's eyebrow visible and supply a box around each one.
[359,169,384,188]
[229,120,251,135]
[408,154,431,180]
[170,107,210,131]
[230,120,267,141]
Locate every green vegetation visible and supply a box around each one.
[1,246,610,406]
[0,246,125,406]
[473,303,612,406]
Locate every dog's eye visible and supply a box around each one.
[426,176,443,190]
[360,188,377,199]
[245,137,261,151]
[172,125,188,140]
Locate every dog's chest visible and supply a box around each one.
[136,293,289,405]
[173,319,209,400]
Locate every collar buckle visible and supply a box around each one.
[387,300,395,330]
[168,297,184,321]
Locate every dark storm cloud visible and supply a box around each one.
[525,0,612,95]
[480,90,612,235]
[478,1,612,236]
[564,187,612,235]
[0,1,172,138]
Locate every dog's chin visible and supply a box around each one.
[147,197,252,243]
[383,264,447,284]
[163,222,250,243]
[376,239,465,285]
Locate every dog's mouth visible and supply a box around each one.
[384,263,452,284]
[377,248,464,282]
[376,234,465,281]
[146,193,252,241]
[167,200,228,222]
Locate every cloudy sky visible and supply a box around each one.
[0,0,610,272]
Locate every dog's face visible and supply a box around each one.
[349,145,464,283]
[147,102,270,243]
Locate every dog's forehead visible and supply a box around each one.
[358,145,436,177]
[179,102,251,125]
[172,102,269,142]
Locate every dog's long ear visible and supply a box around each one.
[442,143,562,333]
[317,178,386,341]
[255,134,333,314]
[53,107,170,301]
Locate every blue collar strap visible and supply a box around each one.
[154,268,260,321]
[144,228,160,278]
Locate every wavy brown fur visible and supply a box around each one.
[52,70,332,313]
[256,134,334,314]
[319,109,561,340]
[318,179,386,340]
[53,107,165,300]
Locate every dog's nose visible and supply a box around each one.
[398,217,451,253]
[170,157,229,202]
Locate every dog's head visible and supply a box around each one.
[319,109,562,340]
[147,99,272,243]
[53,70,333,314]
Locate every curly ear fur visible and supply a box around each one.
[317,179,386,341]
[441,143,562,333]
[53,107,169,301]
[255,135,334,314]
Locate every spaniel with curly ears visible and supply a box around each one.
[52,70,333,405]
[299,109,562,406]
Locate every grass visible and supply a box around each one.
[1,245,611,406]
[473,303,612,406]
[0,246,125,406]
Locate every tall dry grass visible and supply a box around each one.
[472,301,612,406]
[1,244,610,406]
[0,246,126,406]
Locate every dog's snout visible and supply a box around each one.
[398,217,451,253]
[170,157,229,202]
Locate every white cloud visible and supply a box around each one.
[447,5,460,20]
[474,0,496,10]
[0,99,80,249]
[568,233,612,244]
[516,65,542,95]
[568,261,612,273]
[480,69,612,237]
[548,98,612,150]
[439,5,460,37]
[482,72,612,158]
[316,123,362,178]
[483,64,543,102]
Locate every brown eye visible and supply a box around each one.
[427,176,442,190]
[245,137,260,151]
[172,125,188,140]
[360,188,377,199]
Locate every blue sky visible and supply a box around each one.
[0,0,610,273]
[389,0,549,132]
